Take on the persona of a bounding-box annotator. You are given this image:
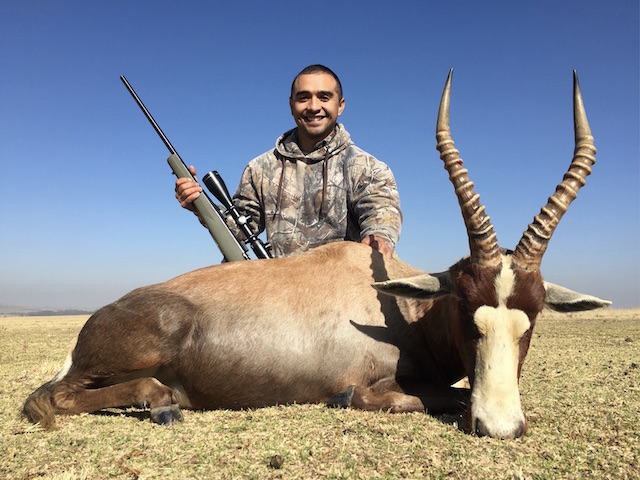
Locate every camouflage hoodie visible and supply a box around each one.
[232,124,402,257]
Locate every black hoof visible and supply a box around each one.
[327,385,355,408]
[150,404,183,425]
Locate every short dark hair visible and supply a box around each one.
[290,64,343,99]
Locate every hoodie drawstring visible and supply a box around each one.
[320,148,329,217]
[273,157,286,220]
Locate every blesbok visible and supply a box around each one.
[23,70,610,439]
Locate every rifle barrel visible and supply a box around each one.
[120,75,178,156]
[120,75,269,260]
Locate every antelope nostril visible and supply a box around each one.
[475,418,490,437]
[513,420,525,439]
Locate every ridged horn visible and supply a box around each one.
[512,71,596,270]
[436,69,501,267]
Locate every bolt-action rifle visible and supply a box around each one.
[120,75,272,261]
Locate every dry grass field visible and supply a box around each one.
[1,309,638,479]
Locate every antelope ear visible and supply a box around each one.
[372,272,452,299]
[543,281,612,312]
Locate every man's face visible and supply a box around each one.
[289,72,345,151]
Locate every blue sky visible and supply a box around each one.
[1,1,638,310]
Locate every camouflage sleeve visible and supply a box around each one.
[349,155,402,249]
[229,163,265,240]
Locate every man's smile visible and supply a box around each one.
[303,115,326,124]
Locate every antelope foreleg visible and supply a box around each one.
[328,378,470,414]
[328,378,426,413]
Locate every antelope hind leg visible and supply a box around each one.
[52,377,183,425]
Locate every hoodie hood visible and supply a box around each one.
[275,123,352,163]
[273,124,353,217]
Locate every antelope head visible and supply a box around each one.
[375,70,610,438]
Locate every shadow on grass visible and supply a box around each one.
[434,412,464,431]
[92,407,150,422]
[92,406,466,433]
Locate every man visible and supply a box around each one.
[176,64,401,258]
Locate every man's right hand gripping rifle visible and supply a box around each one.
[175,165,203,213]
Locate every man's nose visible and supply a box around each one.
[307,95,320,111]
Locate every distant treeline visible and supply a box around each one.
[8,309,95,317]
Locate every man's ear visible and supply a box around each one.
[338,96,345,116]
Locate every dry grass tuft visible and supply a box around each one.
[2,311,639,479]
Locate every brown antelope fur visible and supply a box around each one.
[23,71,610,438]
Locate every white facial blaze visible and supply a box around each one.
[471,259,531,438]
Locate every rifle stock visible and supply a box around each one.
[167,154,249,262]
[120,75,249,262]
